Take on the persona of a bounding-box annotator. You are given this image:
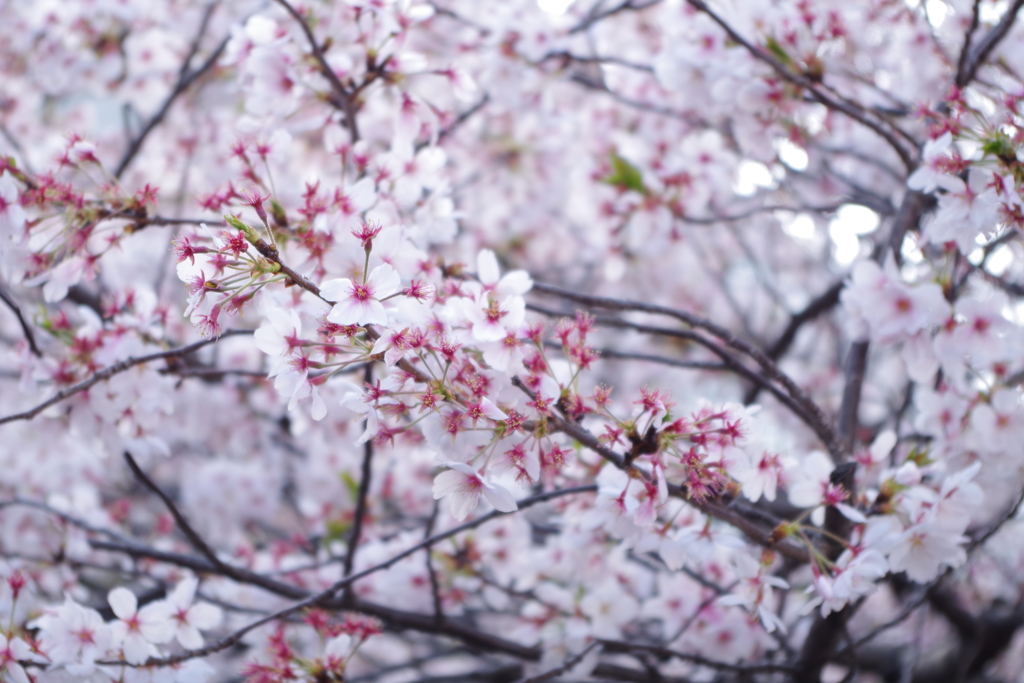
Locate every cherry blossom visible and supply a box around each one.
[321,264,402,327]
[4,0,1024,679]
[164,578,223,650]
[432,462,518,520]
[108,587,174,664]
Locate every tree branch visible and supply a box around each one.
[685,0,918,171]
[0,285,42,357]
[956,0,1024,88]
[114,3,228,178]
[0,329,253,426]
[343,365,375,582]
[529,283,840,457]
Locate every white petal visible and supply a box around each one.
[108,588,138,621]
[482,482,518,513]
[320,278,354,303]
[477,249,500,285]
[187,603,223,630]
[368,263,401,299]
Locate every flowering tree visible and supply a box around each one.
[3,0,1024,681]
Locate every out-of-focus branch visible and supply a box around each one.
[528,301,824,440]
[272,0,362,142]
[955,0,983,86]
[530,283,840,457]
[0,285,42,357]
[956,0,1024,88]
[569,0,663,34]
[0,329,253,426]
[90,485,597,667]
[343,365,375,582]
[517,641,600,682]
[743,280,844,403]
[123,451,238,578]
[600,639,794,674]
[685,0,918,171]
[114,3,228,178]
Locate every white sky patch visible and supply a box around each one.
[925,0,949,26]
[781,213,816,240]
[537,0,575,14]
[832,204,880,235]
[986,244,1014,275]
[981,1,1010,24]
[830,226,860,264]
[734,160,775,196]
[776,139,808,170]
[829,205,878,265]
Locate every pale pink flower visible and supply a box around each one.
[432,462,517,520]
[886,522,967,582]
[322,264,402,326]
[108,587,174,664]
[31,595,113,675]
[166,578,223,649]
[0,634,37,683]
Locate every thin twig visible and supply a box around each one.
[528,302,823,441]
[569,0,662,34]
[685,0,918,171]
[956,0,1024,88]
[114,3,228,178]
[529,283,840,456]
[343,365,376,581]
[516,641,601,682]
[123,451,235,576]
[0,329,253,426]
[0,286,42,357]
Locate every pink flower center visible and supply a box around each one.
[352,283,372,302]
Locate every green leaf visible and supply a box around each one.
[340,470,360,501]
[604,152,645,193]
[324,519,349,544]
[981,133,1015,160]
[765,36,793,67]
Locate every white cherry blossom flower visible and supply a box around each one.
[322,264,402,327]
[165,578,223,649]
[108,587,174,664]
[432,462,517,520]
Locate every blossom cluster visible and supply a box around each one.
[4,0,1024,680]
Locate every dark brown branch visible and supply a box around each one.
[424,502,445,622]
[685,0,918,171]
[529,284,840,457]
[93,485,597,667]
[956,0,1024,88]
[743,280,843,403]
[599,639,793,674]
[836,341,869,459]
[344,365,375,581]
[569,0,662,34]
[955,0,983,87]
[0,329,253,426]
[114,4,228,178]
[0,286,42,357]
[518,641,601,682]
[272,0,361,142]
[528,301,823,441]
[123,451,238,578]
